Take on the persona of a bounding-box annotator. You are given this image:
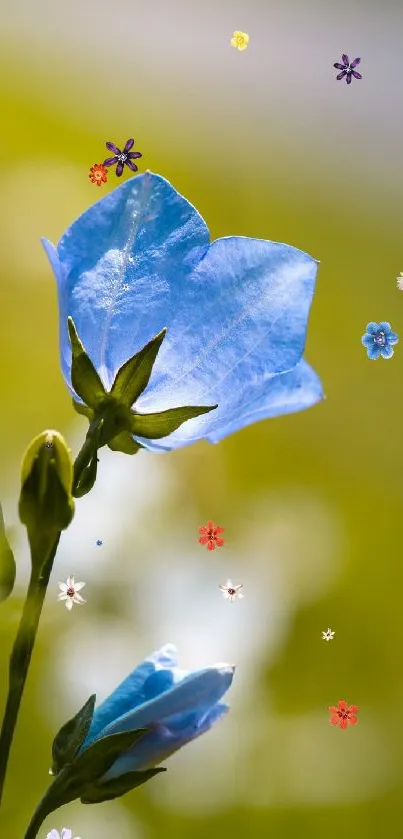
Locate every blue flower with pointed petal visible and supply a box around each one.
[361,321,399,359]
[80,644,234,781]
[42,172,323,451]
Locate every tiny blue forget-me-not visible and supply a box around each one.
[361,321,399,359]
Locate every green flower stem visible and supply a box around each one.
[0,435,98,824]
[0,531,60,808]
[22,799,50,839]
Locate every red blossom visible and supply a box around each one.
[89,163,108,186]
[198,520,225,551]
[329,700,359,729]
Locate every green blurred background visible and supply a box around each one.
[1,0,403,836]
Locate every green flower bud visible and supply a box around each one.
[19,430,75,534]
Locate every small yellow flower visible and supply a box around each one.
[231,31,249,51]
[397,272,403,291]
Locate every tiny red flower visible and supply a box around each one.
[89,163,108,186]
[329,700,359,729]
[198,520,225,551]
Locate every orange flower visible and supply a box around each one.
[329,700,359,729]
[198,520,225,551]
[89,163,108,187]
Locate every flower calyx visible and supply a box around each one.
[69,316,217,461]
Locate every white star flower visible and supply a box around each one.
[219,579,244,602]
[57,576,86,611]
[322,627,335,641]
[397,273,403,290]
[46,829,81,839]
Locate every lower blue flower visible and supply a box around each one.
[81,644,234,782]
[361,321,399,359]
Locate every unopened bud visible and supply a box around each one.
[19,430,75,534]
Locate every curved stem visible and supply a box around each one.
[22,801,48,839]
[0,533,60,808]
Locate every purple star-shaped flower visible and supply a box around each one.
[333,54,362,85]
[103,138,142,177]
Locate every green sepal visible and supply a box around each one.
[107,432,143,455]
[72,400,95,422]
[19,431,75,534]
[130,404,218,439]
[0,502,16,603]
[64,728,149,786]
[110,328,167,407]
[51,694,96,776]
[68,317,107,410]
[81,767,166,804]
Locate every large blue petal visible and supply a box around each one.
[41,239,73,392]
[42,172,210,394]
[134,233,319,431]
[42,173,322,445]
[95,665,234,739]
[101,703,229,780]
[84,644,178,746]
[135,357,323,449]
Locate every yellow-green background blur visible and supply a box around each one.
[1,0,403,837]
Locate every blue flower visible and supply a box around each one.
[80,644,234,780]
[361,321,399,359]
[42,172,323,451]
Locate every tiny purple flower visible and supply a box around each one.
[333,54,362,85]
[103,138,142,177]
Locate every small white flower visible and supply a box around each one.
[46,829,81,839]
[322,627,335,641]
[219,578,244,602]
[397,272,403,290]
[57,576,86,611]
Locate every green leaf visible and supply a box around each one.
[71,729,149,785]
[19,431,75,534]
[110,328,167,407]
[107,432,143,455]
[130,404,218,439]
[81,767,166,804]
[51,694,96,775]
[72,400,95,422]
[68,317,107,409]
[0,502,16,603]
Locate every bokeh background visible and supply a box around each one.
[1,0,403,836]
